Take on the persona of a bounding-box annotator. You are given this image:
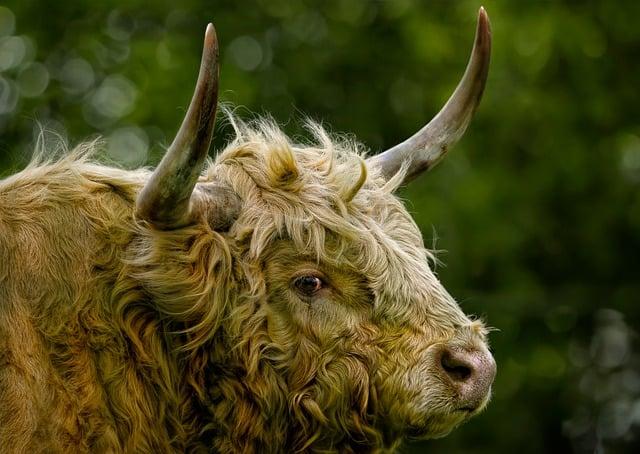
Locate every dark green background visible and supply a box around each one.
[1,1,638,453]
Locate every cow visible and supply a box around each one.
[0,7,495,453]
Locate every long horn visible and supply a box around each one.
[136,23,221,228]
[367,7,491,184]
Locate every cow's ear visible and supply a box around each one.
[191,183,241,232]
[266,143,300,190]
[339,159,367,203]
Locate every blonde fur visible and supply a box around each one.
[0,116,489,453]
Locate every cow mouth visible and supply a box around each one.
[453,404,482,414]
[404,411,470,440]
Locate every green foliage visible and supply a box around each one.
[1,1,638,452]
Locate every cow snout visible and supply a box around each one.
[436,346,496,411]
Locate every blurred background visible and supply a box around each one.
[0,0,638,452]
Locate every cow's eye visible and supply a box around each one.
[293,275,325,296]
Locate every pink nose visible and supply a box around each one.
[437,346,496,411]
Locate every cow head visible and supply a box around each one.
[134,7,495,451]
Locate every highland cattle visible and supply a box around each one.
[0,8,495,453]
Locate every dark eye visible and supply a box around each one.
[293,275,325,296]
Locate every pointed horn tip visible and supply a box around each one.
[474,7,492,55]
[477,7,491,37]
[478,6,488,21]
[204,23,218,48]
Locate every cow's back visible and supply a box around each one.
[0,156,158,452]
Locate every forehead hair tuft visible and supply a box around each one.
[205,113,408,264]
[201,112,438,293]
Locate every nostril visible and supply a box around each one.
[435,345,497,411]
[440,350,473,382]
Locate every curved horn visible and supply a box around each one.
[136,24,221,228]
[368,7,491,184]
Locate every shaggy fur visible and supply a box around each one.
[0,117,490,453]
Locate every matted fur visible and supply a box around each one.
[0,116,490,453]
